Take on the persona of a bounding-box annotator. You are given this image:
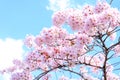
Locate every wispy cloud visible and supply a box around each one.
[46,0,96,12]
[1,74,11,80]
[0,38,24,80]
[46,0,73,11]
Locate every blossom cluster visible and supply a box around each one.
[1,1,120,80]
[52,1,120,35]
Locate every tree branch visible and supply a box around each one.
[109,0,113,5]
[33,65,66,80]
[108,41,120,51]
[61,68,88,80]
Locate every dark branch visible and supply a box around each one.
[109,0,113,5]
[108,41,120,51]
[33,65,66,80]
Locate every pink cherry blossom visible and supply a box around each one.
[52,10,68,27]
[114,45,120,56]
[59,76,69,80]
[10,71,33,80]
[24,35,35,48]
[34,35,44,46]
[84,14,98,35]
[75,33,92,48]
[82,5,94,17]
[110,33,116,41]
[42,74,51,80]
[1,1,120,80]
[67,9,85,30]
[94,1,110,13]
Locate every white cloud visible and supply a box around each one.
[46,0,97,12]
[0,38,24,80]
[46,0,73,11]
[2,74,11,80]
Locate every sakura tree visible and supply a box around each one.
[1,0,120,80]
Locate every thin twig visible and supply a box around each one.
[110,0,113,5]
[33,65,66,80]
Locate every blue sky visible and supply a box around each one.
[0,0,98,39]
[0,0,120,80]
[0,0,53,39]
[0,0,95,39]
[0,0,119,39]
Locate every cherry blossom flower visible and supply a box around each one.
[94,1,110,13]
[52,10,68,27]
[24,35,35,48]
[10,71,33,80]
[67,9,84,30]
[1,1,120,80]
